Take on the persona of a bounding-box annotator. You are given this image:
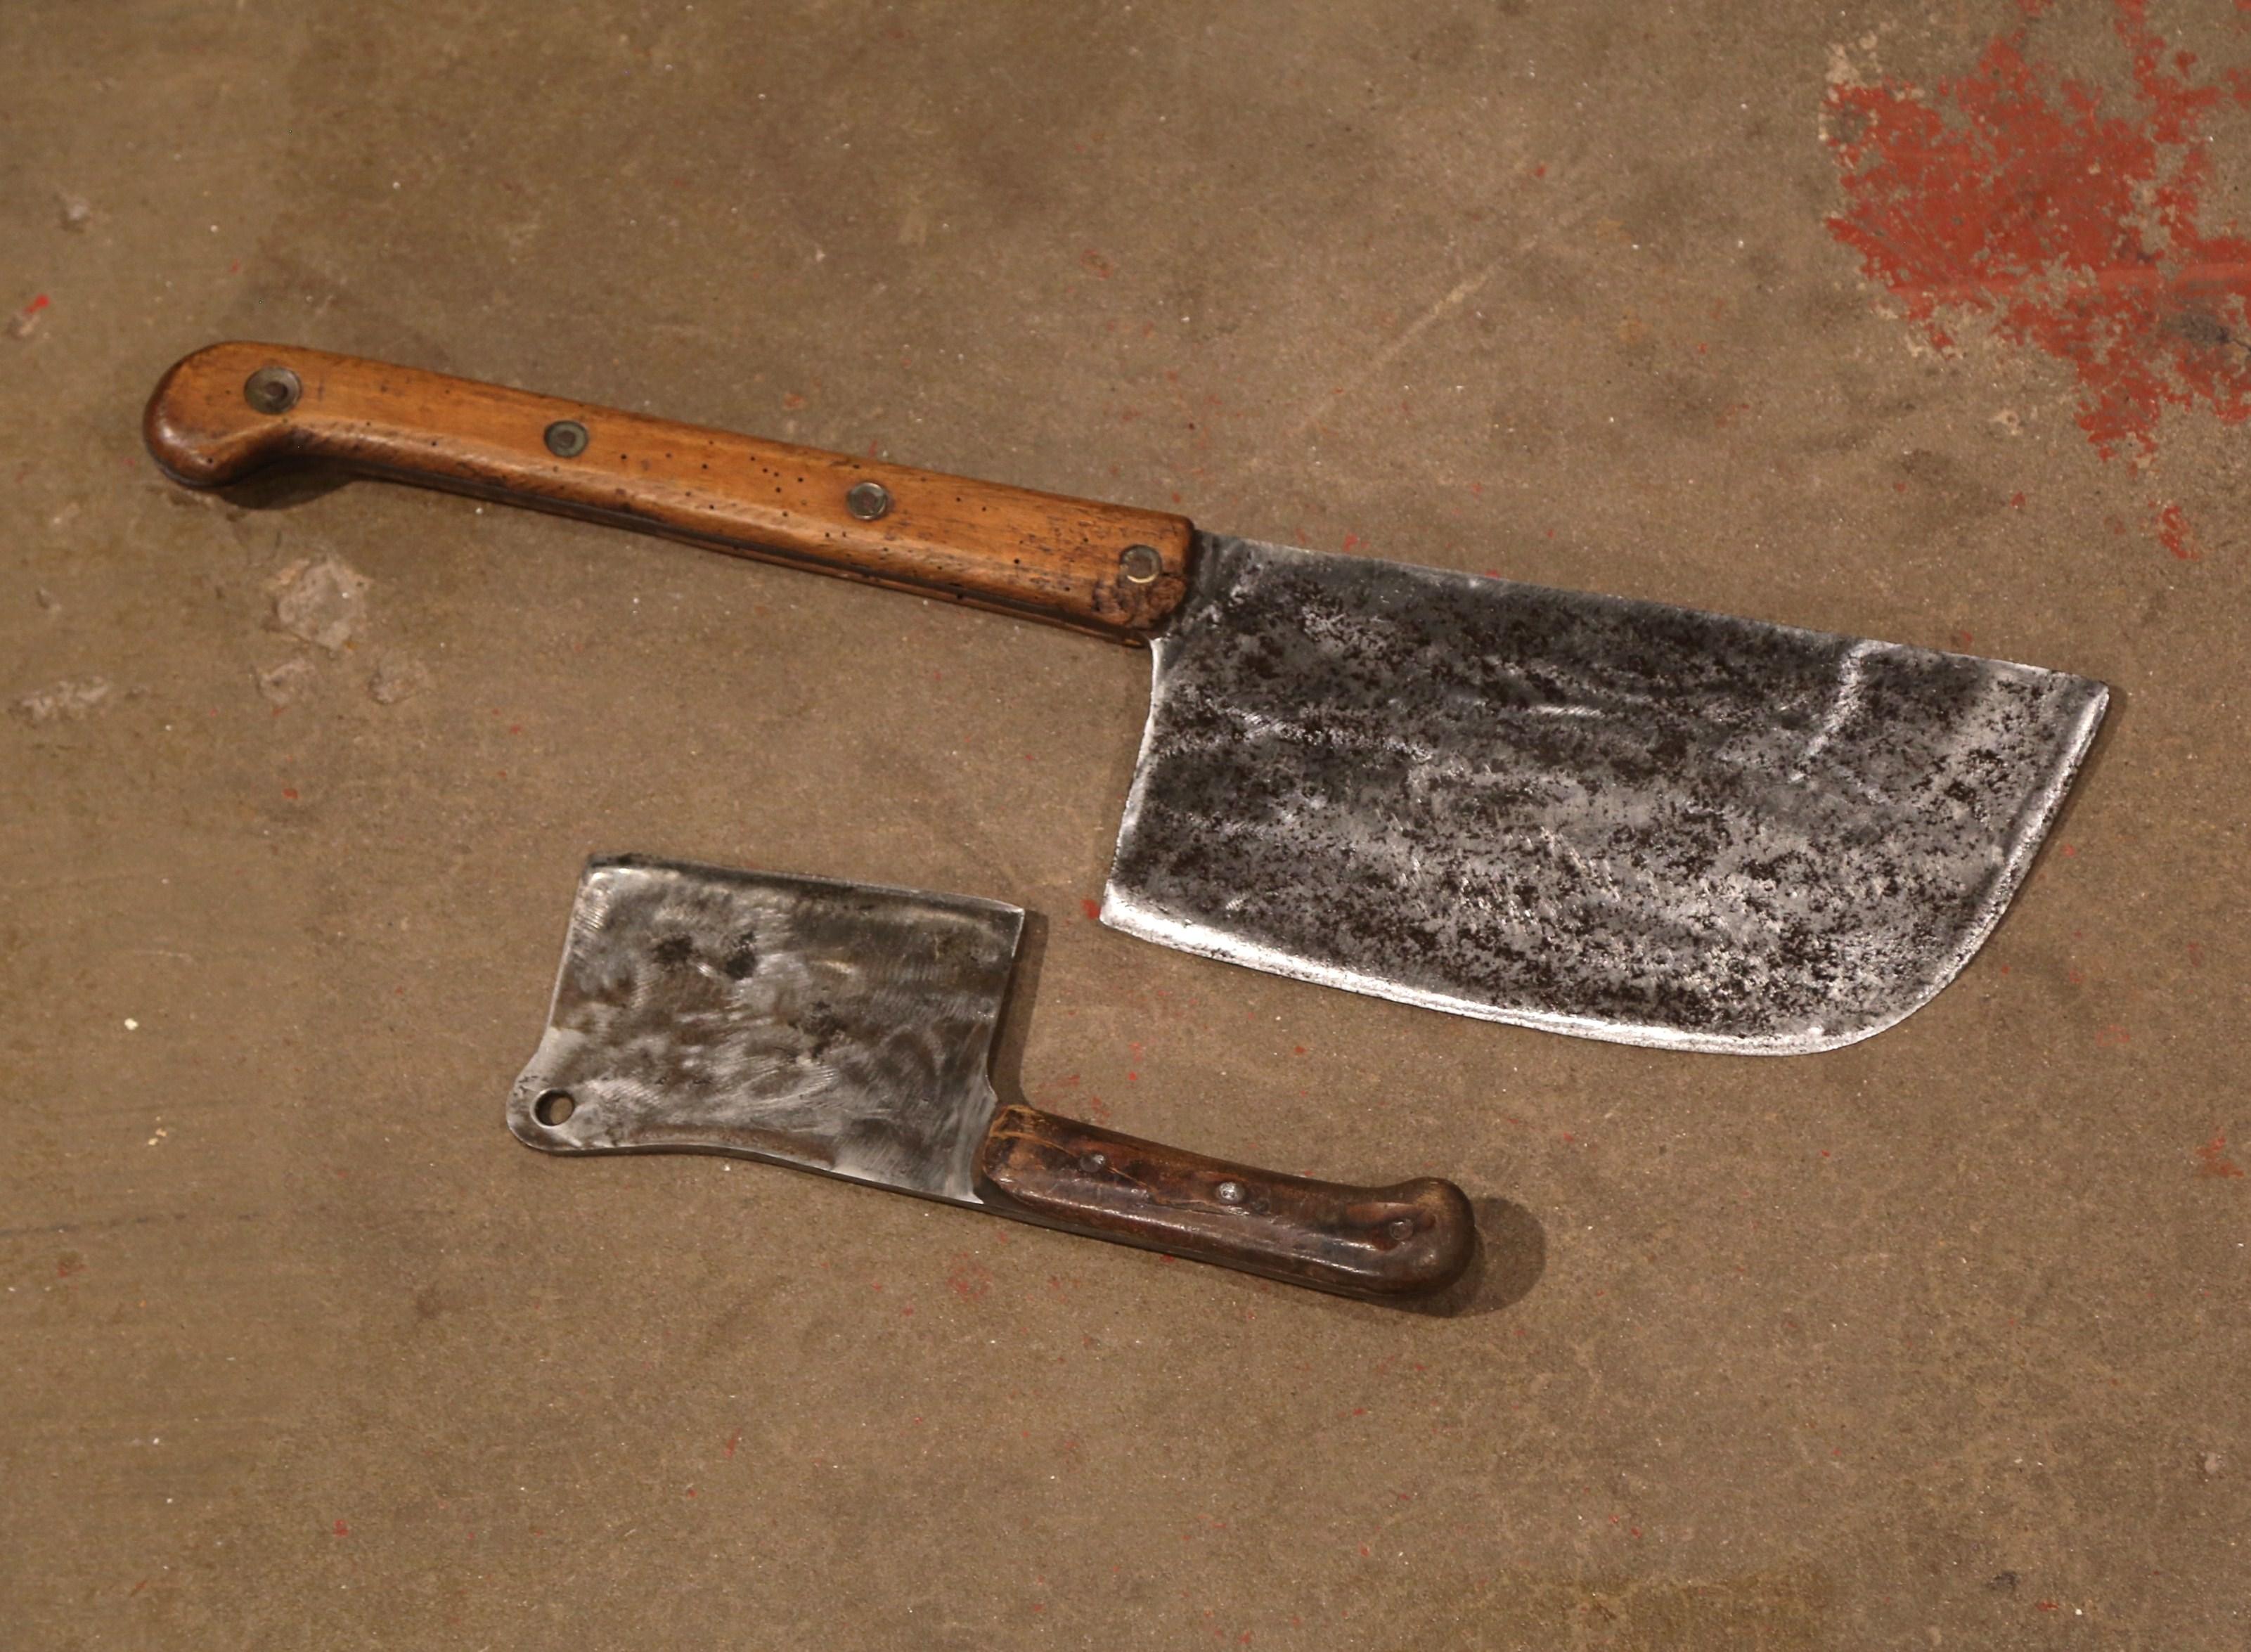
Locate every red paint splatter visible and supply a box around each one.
[1823,3,2251,466]
[946,1253,993,1301]
[281,787,299,801]
[1080,897,1101,921]
[723,1431,740,1459]
[2195,1128,2245,1177]
[332,1519,350,1537]
[1080,248,1114,278]
[2150,498,2202,558]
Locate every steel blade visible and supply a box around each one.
[1102,534,2107,1054]
[508,856,1020,1201]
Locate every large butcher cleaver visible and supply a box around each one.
[508,856,1476,1300]
[148,344,2108,1053]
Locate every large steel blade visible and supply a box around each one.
[1102,535,2107,1054]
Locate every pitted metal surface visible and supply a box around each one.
[508,856,1020,1201]
[1103,534,2108,1054]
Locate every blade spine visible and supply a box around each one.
[586,850,1028,936]
[1181,531,2110,684]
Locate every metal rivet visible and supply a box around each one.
[1386,1217,1416,1242]
[1118,543,1163,585]
[846,480,894,521]
[544,420,590,458]
[1215,1180,1246,1205]
[243,366,301,415]
[533,1089,576,1127]
[1081,1151,1109,1173]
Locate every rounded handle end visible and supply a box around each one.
[143,341,306,487]
[1359,1177,1478,1296]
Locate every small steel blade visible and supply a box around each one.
[508,856,1020,1201]
[1103,534,2108,1054]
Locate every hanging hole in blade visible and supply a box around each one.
[534,1089,576,1127]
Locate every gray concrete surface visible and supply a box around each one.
[4,2,2247,1646]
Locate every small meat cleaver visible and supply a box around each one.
[150,344,2108,1054]
[508,856,1476,1301]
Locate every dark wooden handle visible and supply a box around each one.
[143,341,1194,640]
[976,1104,1475,1301]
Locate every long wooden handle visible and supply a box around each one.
[143,341,1195,640]
[976,1104,1475,1300]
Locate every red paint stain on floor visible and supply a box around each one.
[946,1252,994,1301]
[2194,1128,2245,1178]
[1823,1,2251,467]
[1080,896,1102,921]
[2150,498,2202,558]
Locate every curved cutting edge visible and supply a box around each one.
[1102,535,2108,1055]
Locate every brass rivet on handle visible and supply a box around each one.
[544,420,590,458]
[846,480,893,521]
[243,366,301,415]
[1118,543,1163,586]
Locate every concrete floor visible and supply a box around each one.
[5,2,2247,1646]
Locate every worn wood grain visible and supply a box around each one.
[144,341,1195,639]
[977,1103,1476,1300]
